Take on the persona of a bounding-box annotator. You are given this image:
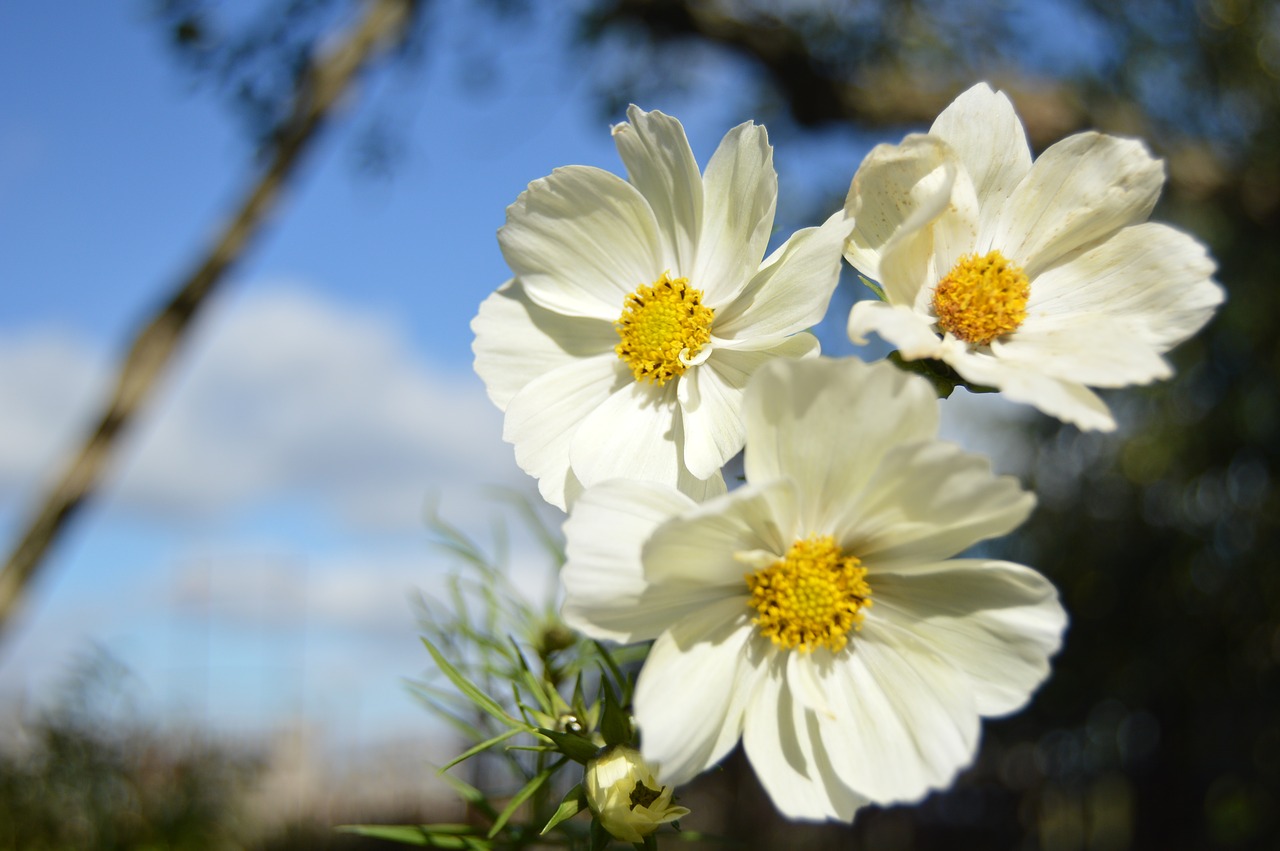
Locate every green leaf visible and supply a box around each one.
[336,824,491,848]
[436,773,498,820]
[599,677,632,747]
[505,744,563,754]
[538,727,601,764]
[856,273,887,302]
[439,726,523,771]
[485,485,567,565]
[540,782,586,835]
[487,757,566,838]
[572,671,589,723]
[336,825,432,846]
[509,638,553,715]
[421,637,526,728]
[593,642,630,703]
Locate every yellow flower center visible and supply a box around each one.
[615,273,715,385]
[931,250,1030,346]
[745,535,872,653]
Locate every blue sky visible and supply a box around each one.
[0,1,1030,756]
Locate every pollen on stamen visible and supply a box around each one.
[745,535,872,654]
[615,273,715,385]
[932,250,1031,346]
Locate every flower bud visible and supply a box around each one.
[584,745,689,843]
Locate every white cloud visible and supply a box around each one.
[0,284,568,743]
[163,538,560,636]
[0,329,109,505]
[0,283,530,532]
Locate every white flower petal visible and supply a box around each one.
[928,165,982,278]
[612,106,703,274]
[694,121,777,304]
[472,279,617,409]
[556,344,1064,823]
[995,314,1173,387]
[836,440,1035,564]
[929,83,1032,228]
[872,558,1067,716]
[744,358,940,532]
[569,378,725,499]
[835,88,1221,430]
[995,132,1164,276]
[847,299,948,359]
[786,650,835,718]
[635,598,761,785]
[945,348,1117,431]
[713,211,851,339]
[498,165,664,319]
[678,335,819,479]
[843,134,957,303]
[743,662,867,821]
[675,360,746,482]
[562,479,721,644]
[641,479,798,587]
[504,355,628,510]
[1027,221,1224,350]
[819,622,979,803]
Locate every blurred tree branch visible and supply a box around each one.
[581,0,1280,221]
[580,0,1088,143]
[0,0,420,640]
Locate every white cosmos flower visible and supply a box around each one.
[560,357,1067,822]
[844,82,1224,431]
[472,106,850,510]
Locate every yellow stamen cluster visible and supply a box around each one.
[745,535,872,653]
[615,273,714,385]
[932,250,1030,346]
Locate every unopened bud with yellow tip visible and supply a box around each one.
[584,745,689,843]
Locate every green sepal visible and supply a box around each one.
[590,818,611,851]
[540,782,587,835]
[538,727,601,764]
[599,677,633,747]
[886,351,997,399]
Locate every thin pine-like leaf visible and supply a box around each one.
[437,773,499,820]
[540,783,586,835]
[593,645,630,704]
[336,824,491,848]
[439,726,524,771]
[487,757,565,838]
[421,637,526,729]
